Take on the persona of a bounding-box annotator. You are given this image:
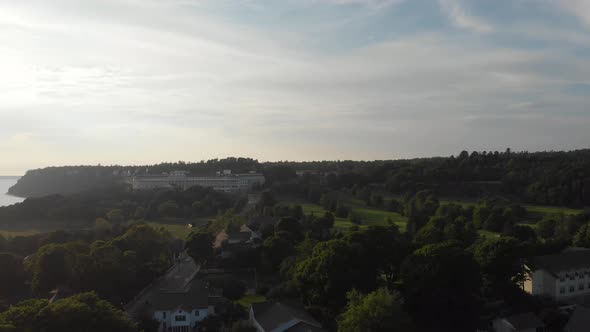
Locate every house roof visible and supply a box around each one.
[504,312,544,330]
[147,280,209,311]
[565,306,590,332]
[530,250,590,275]
[249,216,279,228]
[285,321,328,332]
[251,302,325,332]
[48,286,74,304]
[227,231,252,243]
[215,229,253,248]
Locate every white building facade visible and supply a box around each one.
[154,307,210,332]
[131,171,265,193]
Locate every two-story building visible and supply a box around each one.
[524,249,590,300]
[147,280,216,332]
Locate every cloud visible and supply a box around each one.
[321,0,402,7]
[0,0,588,173]
[554,0,590,27]
[438,0,493,33]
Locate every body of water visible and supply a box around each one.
[0,177,24,207]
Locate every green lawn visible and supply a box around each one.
[524,205,582,216]
[440,199,583,217]
[301,203,407,231]
[148,222,193,239]
[477,230,500,238]
[236,295,267,308]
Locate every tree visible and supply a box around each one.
[0,299,49,332]
[275,217,303,243]
[106,209,125,224]
[401,241,481,332]
[34,292,137,332]
[0,253,24,298]
[345,226,410,288]
[573,223,590,248]
[293,239,377,309]
[338,289,413,332]
[471,237,525,298]
[185,230,214,265]
[405,191,439,235]
[113,225,173,282]
[29,242,86,295]
[157,200,179,218]
[262,235,295,271]
[537,219,556,239]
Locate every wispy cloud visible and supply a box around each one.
[554,0,590,27]
[0,0,588,173]
[438,0,493,33]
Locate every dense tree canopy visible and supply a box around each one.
[0,293,137,332]
[338,288,413,332]
[401,241,481,332]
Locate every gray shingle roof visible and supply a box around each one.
[505,312,544,330]
[530,250,590,275]
[147,280,209,311]
[251,302,325,332]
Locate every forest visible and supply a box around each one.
[1,150,590,331]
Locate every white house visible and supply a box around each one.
[249,302,326,332]
[492,312,544,332]
[148,281,215,332]
[523,249,590,300]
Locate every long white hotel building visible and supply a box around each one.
[130,170,265,193]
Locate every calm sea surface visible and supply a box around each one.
[0,177,24,207]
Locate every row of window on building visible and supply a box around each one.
[559,271,590,282]
[559,282,590,294]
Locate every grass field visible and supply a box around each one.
[235,295,267,308]
[148,222,193,239]
[300,203,407,231]
[440,199,583,217]
[477,230,500,238]
[524,205,582,216]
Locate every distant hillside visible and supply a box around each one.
[8,166,123,198]
[8,158,261,198]
[8,151,590,208]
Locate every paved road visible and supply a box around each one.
[125,255,199,317]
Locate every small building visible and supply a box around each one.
[249,301,326,332]
[523,249,590,300]
[48,286,74,304]
[492,312,544,332]
[564,305,590,332]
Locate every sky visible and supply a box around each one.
[0,0,589,174]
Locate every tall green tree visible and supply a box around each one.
[401,241,481,332]
[293,239,377,309]
[338,288,413,332]
[185,230,214,265]
[471,237,525,298]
